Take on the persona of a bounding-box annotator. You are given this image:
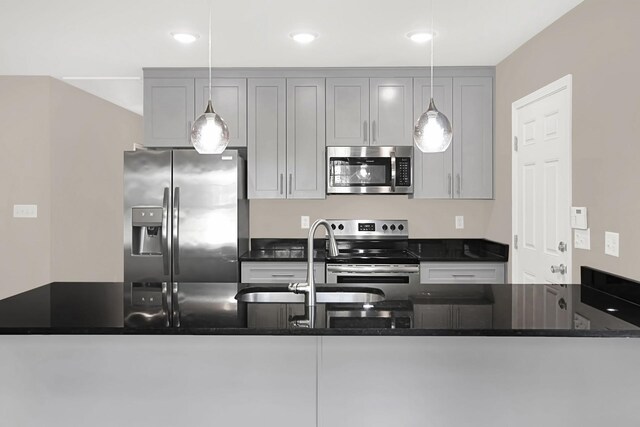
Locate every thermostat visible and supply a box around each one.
[571,207,588,230]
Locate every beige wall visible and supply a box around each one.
[0,76,142,299]
[488,0,640,281]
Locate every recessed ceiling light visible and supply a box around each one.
[407,31,433,43]
[289,32,318,44]
[171,32,199,44]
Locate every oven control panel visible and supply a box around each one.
[326,219,409,239]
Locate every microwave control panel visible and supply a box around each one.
[396,158,411,186]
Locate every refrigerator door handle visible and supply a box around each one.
[173,187,180,275]
[161,282,170,327]
[162,187,170,275]
[172,282,180,327]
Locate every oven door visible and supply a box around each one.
[326,264,420,286]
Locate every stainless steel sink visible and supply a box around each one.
[236,286,385,304]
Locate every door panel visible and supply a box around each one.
[326,78,369,146]
[143,78,195,147]
[370,78,413,146]
[412,77,454,198]
[172,150,239,282]
[413,304,451,329]
[195,78,247,148]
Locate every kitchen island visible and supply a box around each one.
[1,274,639,427]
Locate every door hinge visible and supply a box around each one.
[514,234,518,250]
[513,136,518,152]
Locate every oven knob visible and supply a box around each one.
[382,224,388,231]
[398,224,404,231]
[390,224,396,231]
[338,224,344,231]
[331,224,336,230]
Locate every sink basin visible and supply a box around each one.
[235,286,385,304]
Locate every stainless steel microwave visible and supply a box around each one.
[326,146,413,194]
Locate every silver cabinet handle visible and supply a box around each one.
[271,273,295,278]
[372,120,377,144]
[161,187,170,275]
[456,174,461,196]
[289,173,293,195]
[452,274,476,278]
[448,173,452,196]
[558,298,567,310]
[558,241,567,252]
[161,282,170,327]
[363,120,368,144]
[550,264,567,275]
[279,173,283,195]
[172,282,180,327]
[172,187,180,275]
[390,151,396,192]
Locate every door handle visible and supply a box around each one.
[279,174,283,195]
[172,282,180,327]
[558,298,567,310]
[456,174,461,196]
[372,120,377,144]
[161,282,170,327]
[447,173,452,196]
[173,187,180,275]
[363,120,368,144]
[162,187,170,275]
[289,173,293,195]
[390,151,396,192]
[550,264,567,275]
[558,241,567,252]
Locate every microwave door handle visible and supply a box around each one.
[390,151,396,192]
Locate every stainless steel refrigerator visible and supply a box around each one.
[123,149,248,327]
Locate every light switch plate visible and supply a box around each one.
[570,207,588,229]
[605,231,619,257]
[13,204,38,218]
[301,216,310,229]
[455,216,464,229]
[573,313,591,330]
[574,228,591,250]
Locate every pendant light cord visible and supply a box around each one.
[430,0,434,100]
[208,0,212,102]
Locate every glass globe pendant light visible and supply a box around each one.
[413,0,452,153]
[191,2,229,154]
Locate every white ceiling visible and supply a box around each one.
[0,0,583,115]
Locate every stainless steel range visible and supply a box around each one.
[324,219,419,328]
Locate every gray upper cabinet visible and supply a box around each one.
[326,78,369,146]
[370,78,413,146]
[195,78,247,148]
[412,77,454,198]
[248,78,287,199]
[286,78,326,199]
[453,76,493,199]
[143,78,195,147]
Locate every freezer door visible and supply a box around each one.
[172,150,240,282]
[171,282,244,328]
[124,150,172,283]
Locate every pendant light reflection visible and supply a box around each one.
[190,2,230,154]
[413,0,452,153]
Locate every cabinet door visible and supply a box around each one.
[456,305,493,329]
[453,77,493,199]
[241,262,325,284]
[370,78,413,146]
[195,78,247,148]
[326,78,369,146]
[143,78,195,147]
[420,262,506,284]
[286,78,326,199]
[247,304,286,329]
[248,78,287,199]
[413,304,451,329]
[412,77,454,198]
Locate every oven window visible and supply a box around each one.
[337,276,410,284]
[329,157,391,187]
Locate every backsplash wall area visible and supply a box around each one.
[250,196,495,238]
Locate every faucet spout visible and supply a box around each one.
[306,219,338,308]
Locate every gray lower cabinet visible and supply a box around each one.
[420,262,506,284]
[248,78,325,199]
[144,77,247,148]
[413,303,492,329]
[241,261,325,329]
[412,76,493,199]
[195,78,247,148]
[326,77,413,147]
[144,78,195,147]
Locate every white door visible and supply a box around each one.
[512,75,572,328]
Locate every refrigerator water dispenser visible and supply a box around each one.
[131,207,164,255]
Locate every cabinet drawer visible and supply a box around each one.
[420,262,505,284]
[241,262,325,284]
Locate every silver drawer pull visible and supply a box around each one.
[271,274,296,278]
[452,274,476,278]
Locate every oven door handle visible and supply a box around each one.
[326,265,419,274]
[390,151,396,192]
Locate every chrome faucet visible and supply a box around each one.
[288,219,339,323]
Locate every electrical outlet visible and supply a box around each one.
[605,231,619,257]
[574,228,591,250]
[455,216,464,229]
[13,204,38,218]
[301,216,310,229]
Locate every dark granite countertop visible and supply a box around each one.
[240,238,508,263]
[0,267,638,336]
